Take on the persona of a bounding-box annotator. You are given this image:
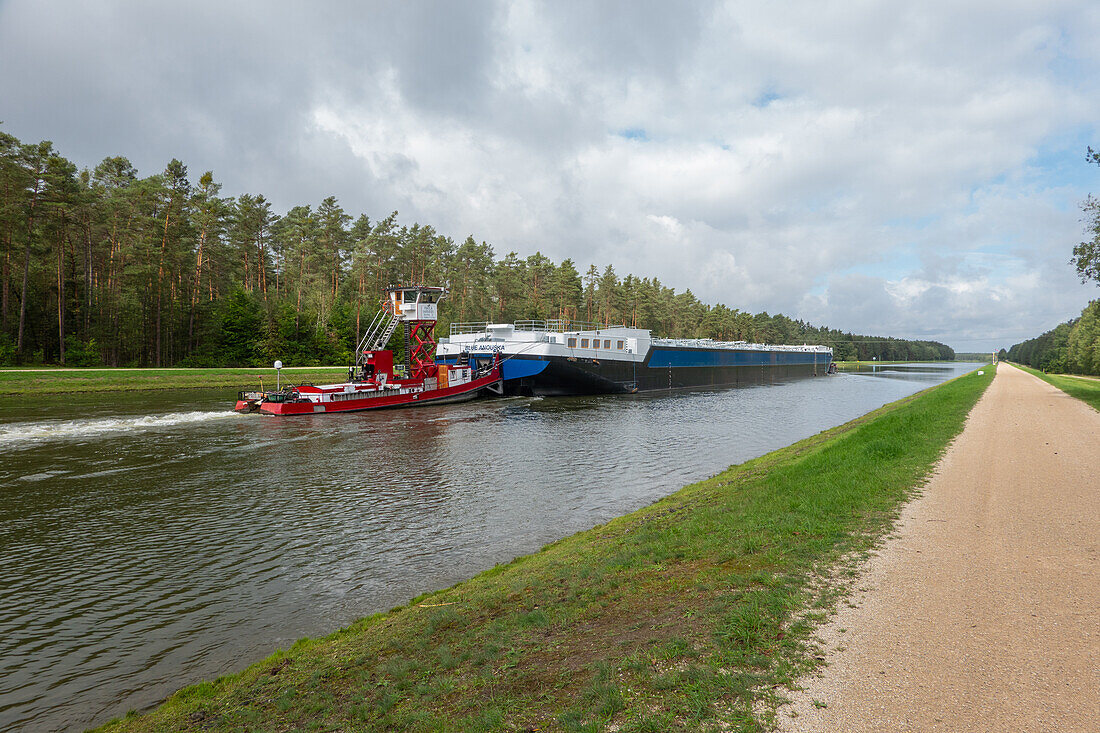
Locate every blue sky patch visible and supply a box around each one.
[617,127,648,141]
[752,89,782,108]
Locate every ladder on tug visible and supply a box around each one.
[358,309,400,353]
[357,285,445,380]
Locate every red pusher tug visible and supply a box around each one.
[235,285,503,415]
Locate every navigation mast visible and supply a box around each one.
[384,285,444,379]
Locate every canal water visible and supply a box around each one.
[0,363,981,731]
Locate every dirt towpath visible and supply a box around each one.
[780,363,1099,732]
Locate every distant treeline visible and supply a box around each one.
[0,129,954,367]
[1006,299,1100,375]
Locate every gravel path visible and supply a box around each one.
[779,363,1100,732]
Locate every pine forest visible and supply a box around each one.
[0,130,955,368]
[1006,299,1100,375]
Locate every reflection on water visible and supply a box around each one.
[0,363,979,731]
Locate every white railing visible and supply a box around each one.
[652,338,831,353]
[448,322,831,354]
[358,309,398,356]
[450,322,490,335]
[450,319,626,336]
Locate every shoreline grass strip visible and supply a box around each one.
[1012,363,1100,411]
[98,364,994,733]
[0,367,349,396]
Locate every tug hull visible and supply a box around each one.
[235,372,502,415]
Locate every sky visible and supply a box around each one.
[2,0,1099,352]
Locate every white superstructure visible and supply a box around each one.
[439,321,651,362]
[435,319,646,363]
[439,320,832,361]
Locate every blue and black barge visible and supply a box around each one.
[437,321,834,397]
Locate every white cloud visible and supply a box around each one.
[2,0,1099,351]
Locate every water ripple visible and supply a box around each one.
[0,365,981,731]
[0,411,240,449]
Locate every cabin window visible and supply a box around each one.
[567,338,577,348]
[616,340,624,349]
[580,338,589,348]
[603,340,611,349]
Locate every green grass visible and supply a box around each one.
[1012,364,1100,411]
[98,364,994,733]
[833,359,955,369]
[0,367,350,395]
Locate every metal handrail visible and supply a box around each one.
[449,319,627,336]
[449,322,490,335]
[357,310,399,361]
[513,319,555,332]
[358,311,385,351]
[651,338,831,352]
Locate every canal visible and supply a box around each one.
[0,363,980,731]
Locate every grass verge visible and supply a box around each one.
[0,367,349,396]
[98,364,994,733]
[1012,363,1100,411]
[833,360,955,370]
[834,361,904,368]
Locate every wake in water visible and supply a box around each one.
[0,411,240,448]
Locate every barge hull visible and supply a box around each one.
[504,355,828,396]
[441,349,831,397]
[439,320,833,397]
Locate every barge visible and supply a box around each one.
[437,321,833,396]
[236,286,502,415]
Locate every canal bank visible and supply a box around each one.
[778,363,1100,732]
[96,365,994,732]
[0,367,348,395]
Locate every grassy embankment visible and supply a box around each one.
[833,359,956,369]
[100,365,994,733]
[1013,363,1100,411]
[0,367,348,396]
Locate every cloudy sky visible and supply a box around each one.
[3,0,1099,351]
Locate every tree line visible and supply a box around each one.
[1007,149,1100,375]
[0,129,954,368]
[1006,300,1100,374]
